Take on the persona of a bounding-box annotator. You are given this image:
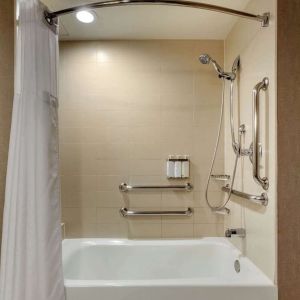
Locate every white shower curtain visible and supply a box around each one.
[0,1,65,300]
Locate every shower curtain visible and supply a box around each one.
[0,1,65,300]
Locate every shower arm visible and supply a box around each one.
[44,0,270,27]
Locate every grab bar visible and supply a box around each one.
[120,207,193,217]
[119,182,193,192]
[251,77,269,190]
[222,185,268,206]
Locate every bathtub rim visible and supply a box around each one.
[62,237,276,288]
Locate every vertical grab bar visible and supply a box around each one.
[252,77,269,190]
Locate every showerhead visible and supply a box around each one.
[199,53,226,79]
[199,54,211,65]
[198,53,240,81]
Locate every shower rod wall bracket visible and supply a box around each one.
[261,12,270,27]
[44,0,270,27]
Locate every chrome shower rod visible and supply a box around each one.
[44,0,270,27]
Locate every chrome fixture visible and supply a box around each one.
[210,174,230,181]
[119,182,193,192]
[212,207,230,215]
[120,207,193,217]
[230,78,270,190]
[202,55,270,213]
[250,78,269,190]
[234,260,241,273]
[203,56,241,215]
[222,185,268,206]
[199,54,240,81]
[225,228,246,238]
[44,0,270,27]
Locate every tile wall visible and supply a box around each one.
[59,40,226,238]
[224,0,276,281]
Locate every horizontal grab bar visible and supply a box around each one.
[222,185,268,206]
[119,182,193,192]
[120,207,193,217]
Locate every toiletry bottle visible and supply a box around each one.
[167,155,175,178]
[174,155,182,178]
[182,155,190,178]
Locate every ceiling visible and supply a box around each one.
[42,0,252,40]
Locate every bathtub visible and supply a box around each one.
[63,238,277,300]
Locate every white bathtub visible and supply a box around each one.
[63,238,277,300]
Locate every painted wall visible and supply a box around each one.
[0,0,14,244]
[59,40,226,238]
[224,0,276,281]
[277,0,300,299]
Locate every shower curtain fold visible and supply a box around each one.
[0,1,65,300]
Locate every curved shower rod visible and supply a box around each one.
[44,0,270,27]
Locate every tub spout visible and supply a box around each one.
[225,228,246,238]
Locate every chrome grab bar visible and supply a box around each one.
[119,182,193,192]
[251,77,269,190]
[120,207,193,217]
[222,185,268,206]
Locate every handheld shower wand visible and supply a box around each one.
[199,54,240,81]
[199,54,241,214]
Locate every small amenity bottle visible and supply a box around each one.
[166,155,175,178]
[181,155,190,178]
[174,155,182,178]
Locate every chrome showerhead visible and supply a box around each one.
[199,53,226,79]
[199,53,240,81]
[199,54,211,65]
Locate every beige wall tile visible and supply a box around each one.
[194,207,224,224]
[96,160,129,176]
[96,191,124,208]
[224,0,276,281]
[97,223,128,238]
[162,223,194,238]
[62,207,97,223]
[96,175,129,191]
[97,207,125,224]
[128,223,162,239]
[61,175,97,192]
[128,193,162,208]
[97,144,130,160]
[59,40,224,239]
[161,191,194,208]
[65,222,98,238]
[129,160,164,176]
[129,143,162,160]
[194,223,224,237]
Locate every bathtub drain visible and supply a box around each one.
[234,260,241,273]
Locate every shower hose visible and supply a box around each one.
[205,79,240,213]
